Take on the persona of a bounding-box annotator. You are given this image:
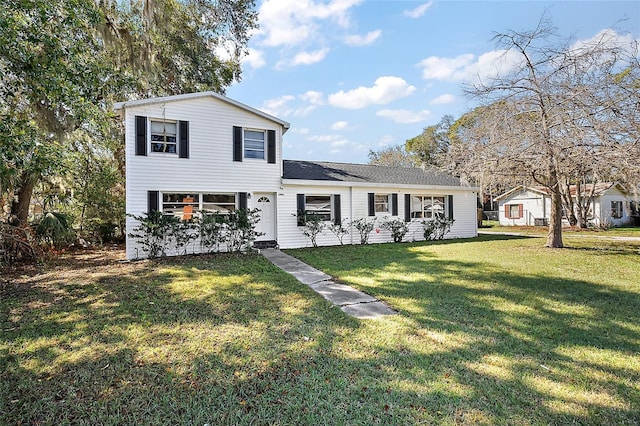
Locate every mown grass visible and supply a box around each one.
[1,236,639,425]
[481,220,640,238]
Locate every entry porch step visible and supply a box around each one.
[254,240,279,249]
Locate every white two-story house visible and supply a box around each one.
[115,91,479,259]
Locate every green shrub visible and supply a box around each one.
[380,217,409,243]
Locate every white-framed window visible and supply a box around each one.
[162,192,236,220]
[505,203,523,219]
[244,129,265,159]
[150,119,177,154]
[305,195,332,221]
[202,193,236,214]
[411,195,445,219]
[374,194,390,214]
[162,193,199,219]
[611,201,623,218]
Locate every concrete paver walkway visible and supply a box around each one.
[261,248,396,319]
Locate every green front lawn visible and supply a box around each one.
[481,220,640,238]
[2,236,639,425]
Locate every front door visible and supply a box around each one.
[255,193,276,241]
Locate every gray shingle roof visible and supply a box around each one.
[283,160,462,187]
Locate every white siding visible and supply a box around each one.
[123,96,284,259]
[278,183,478,249]
[498,189,548,226]
[596,188,630,227]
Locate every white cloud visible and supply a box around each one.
[430,94,455,105]
[328,76,416,109]
[417,49,522,82]
[417,54,474,80]
[300,90,325,105]
[331,120,349,130]
[291,48,330,66]
[344,29,382,46]
[261,91,326,118]
[241,48,266,69]
[570,29,639,59]
[404,1,433,19]
[261,95,295,117]
[258,0,362,47]
[376,109,431,124]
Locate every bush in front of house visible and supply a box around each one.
[422,217,454,240]
[351,217,376,245]
[380,217,409,243]
[128,208,263,259]
[296,212,326,248]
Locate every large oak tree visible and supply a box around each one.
[1,0,257,228]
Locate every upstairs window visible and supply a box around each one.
[244,129,265,159]
[151,120,177,154]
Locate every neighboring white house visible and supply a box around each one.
[115,91,479,259]
[495,183,635,227]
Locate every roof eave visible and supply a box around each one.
[282,178,478,192]
[113,91,290,131]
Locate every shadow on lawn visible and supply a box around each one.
[0,252,363,424]
[289,237,640,424]
[2,242,639,424]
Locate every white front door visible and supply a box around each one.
[255,193,276,241]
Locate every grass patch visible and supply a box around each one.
[481,221,640,238]
[2,236,639,424]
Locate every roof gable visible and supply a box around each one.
[114,91,290,131]
[283,160,463,187]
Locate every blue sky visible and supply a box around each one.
[225,1,640,164]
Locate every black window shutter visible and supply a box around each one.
[238,192,248,210]
[333,194,341,225]
[404,194,411,222]
[392,193,398,216]
[296,194,306,226]
[233,126,243,162]
[179,120,189,158]
[448,195,454,220]
[148,191,159,213]
[368,193,375,216]
[267,130,276,164]
[135,116,147,156]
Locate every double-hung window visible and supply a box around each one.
[374,194,390,214]
[305,195,332,221]
[162,193,199,219]
[411,195,446,219]
[244,129,265,159]
[611,201,623,218]
[162,192,237,220]
[505,203,523,219]
[151,120,177,153]
[202,194,236,214]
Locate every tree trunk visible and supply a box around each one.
[9,173,38,227]
[546,187,564,248]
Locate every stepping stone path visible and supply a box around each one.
[261,248,396,319]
